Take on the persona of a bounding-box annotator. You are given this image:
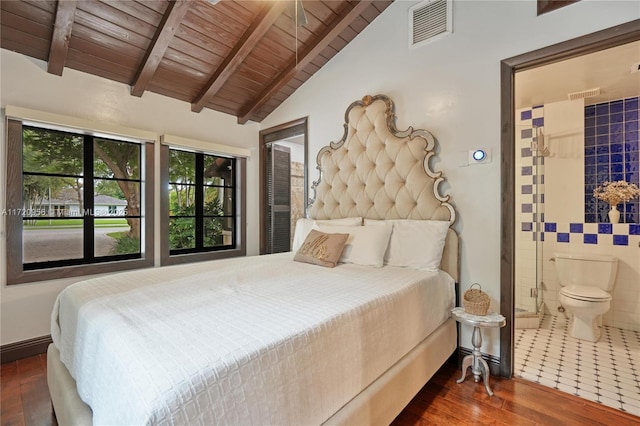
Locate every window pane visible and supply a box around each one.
[204,217,232,247]
[24,176,84,218]
[169,218,196,250]
[94,180,138,217]
[204,155,234,186]
[169,150,195,184]
[23,127,83,176]
[203,187,233,216]
[23,218,84,263]
[169,184,196,216]
[95,218,140,256]
[94,140,140,180]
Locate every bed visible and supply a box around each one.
[47,94,459,425]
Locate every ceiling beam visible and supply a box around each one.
[47,0,77,76]
[191,1,287,113]
[131,0,192,97]
[237,0,374,124]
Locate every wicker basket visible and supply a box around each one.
[463,283,490,316]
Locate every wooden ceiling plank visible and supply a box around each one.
[131,0,192,97]
[47,0,77,76]
[2,1,55,26]
[191,1,286,113]
[238,0,374,124]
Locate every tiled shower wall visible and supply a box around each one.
[584,97,639,224]
[516,99,640,332]
[515,106,544,315]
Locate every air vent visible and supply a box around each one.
[409,0,452,48]
[567,88,601,101]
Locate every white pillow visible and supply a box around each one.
[291,217,362,252]
[314,222,392,267]
[382,220,450,271]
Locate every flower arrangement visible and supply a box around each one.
[593,180,640,206]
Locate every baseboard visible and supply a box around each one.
[458,347,502,377]
[1,335,52,363]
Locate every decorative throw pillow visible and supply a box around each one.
[293,230,349,268]
[314,222,393,267]
[291,217,362,251]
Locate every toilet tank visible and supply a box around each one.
[553,253,618,291]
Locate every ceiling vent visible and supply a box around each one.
[567,87,601,101]
[409,0,452,48]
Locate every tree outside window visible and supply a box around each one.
[21,126,143,267]
[168,149,235,254]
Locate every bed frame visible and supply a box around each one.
[47,94,459,425]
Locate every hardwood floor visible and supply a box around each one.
[1,354,638,425]
[1,354,56,426]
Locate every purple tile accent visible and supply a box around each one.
[611,100,624,114]
[541,232,545,242]
[584,234,598,244]
[569,223,583,233]
[521,185,532,194]
[625,97,639,110]
[540,194,545,203]
[522,204,532,213]
[521,147,532,157]
[544,222,556,232]
[596,103,609,115]
[521,129,532,139]
[598,223,612,234]
[613,235,628,246]
[522,223,533,231]
[630,224,640,235]
[533,118,544,127]
[521,166,532,176]
[521,110,532,120]
[557,233,570,243]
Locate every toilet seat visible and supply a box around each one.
[561,285,611,302]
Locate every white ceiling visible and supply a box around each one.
[516,40,640,109]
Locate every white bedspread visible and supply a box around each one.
[51,253,454,425]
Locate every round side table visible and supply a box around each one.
[451,307,506,396]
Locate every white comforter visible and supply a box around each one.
[51,253,454,425]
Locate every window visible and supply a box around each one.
[160,145,246,265]
[6,119,154,284]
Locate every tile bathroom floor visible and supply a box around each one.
[515,314,640,417]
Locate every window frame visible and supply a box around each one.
[160,144,246,266]
[6,119,155,285]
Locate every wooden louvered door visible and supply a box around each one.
[266,144,291,254]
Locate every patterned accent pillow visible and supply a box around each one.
[293,230,349,268]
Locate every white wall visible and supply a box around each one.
[259,0,639,355]
[545,100,585,222]
[0,50,260,345]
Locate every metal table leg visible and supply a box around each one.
[457,325,495,396]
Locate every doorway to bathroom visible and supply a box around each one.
[501,21,640,415]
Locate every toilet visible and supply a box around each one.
[553,253,618,342]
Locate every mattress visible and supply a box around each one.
[51,252,455,425]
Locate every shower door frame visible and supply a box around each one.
[499,19,640,378]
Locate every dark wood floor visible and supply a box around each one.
[2,354,638,426]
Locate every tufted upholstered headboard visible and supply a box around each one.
[308,94,459,281]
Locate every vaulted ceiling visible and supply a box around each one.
[0,0,393,123]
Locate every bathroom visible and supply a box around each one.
[513,40,640,416]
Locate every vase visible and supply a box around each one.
[608,206,620,224]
